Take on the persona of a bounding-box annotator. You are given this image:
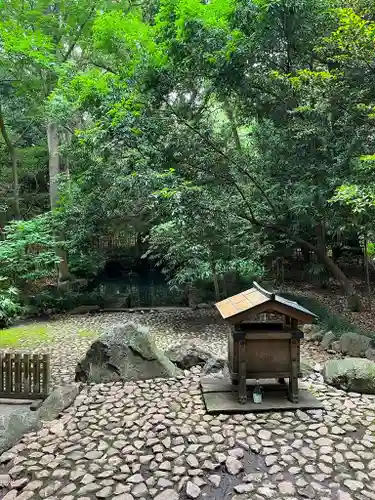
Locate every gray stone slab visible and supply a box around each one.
[201,379,324,413]
[0,399,35,405]
[0,404,41,454]
[201,376,287,393]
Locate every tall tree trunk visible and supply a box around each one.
[223,99,242,151]
[296,237,362,311]
[316,221,328,287]
[47,121,71,283]
[316,222,326,255]
[47,122,59,208]
[0,102,21,219]
[363,234,371,311]
[210,258,221,301]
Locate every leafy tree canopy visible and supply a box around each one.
[1,0,375,317]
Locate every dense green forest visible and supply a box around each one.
[1,0,375,324]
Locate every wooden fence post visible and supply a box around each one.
[0,352,50,400]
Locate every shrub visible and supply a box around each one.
[0,214,60,288]
[0,281,23,328]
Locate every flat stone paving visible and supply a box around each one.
[0,310,374,500]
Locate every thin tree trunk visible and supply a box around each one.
[316,221,328,287]
[210,258,221,301]
[47,122,59,209]
[0,102,21,219]
[47,121,71,283]
[223,99,242,151]
[221,276,228,297]
[364,234,371,311]
[316,222,326,255]
[283,228,361,309]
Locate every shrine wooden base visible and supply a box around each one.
[201,377,324,414]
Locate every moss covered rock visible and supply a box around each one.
[166,342,225,371]
[76,322,182,383]
[321,331,336,349]
[339,332,371,357]
[300,358,315,377]
[323,358,375,394]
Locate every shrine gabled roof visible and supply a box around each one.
[215,282,317,322]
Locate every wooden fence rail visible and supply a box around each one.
[0,353,50,399]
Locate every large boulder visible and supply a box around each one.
[166,342,225,372]
[321,331,336,349]
[339,332,372,357]
[76,322,182,383]
[331,341,342,353]
[39,384,81,421]
[0,406,41,454]
[300,359,315,377]
[323,358,375,394]
[301,324,315,335]
[310,331,324,342]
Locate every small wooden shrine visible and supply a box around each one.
[215,282,317,405]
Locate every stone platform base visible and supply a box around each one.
[201,377,325,414]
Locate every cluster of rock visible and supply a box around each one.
[74,322,375,395]
[74,323,227,384]
[74,322,318,385]
[304,325,375,361]
[1,319,375,499]
[303,324,375,394]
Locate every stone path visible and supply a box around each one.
[1,369,375,500]
[1,310,374,499]
[6,310,334,388]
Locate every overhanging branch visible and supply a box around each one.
[161,97,279,216]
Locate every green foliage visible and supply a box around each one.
[156,0,236,38]
[0,17,54,66]
[0,214,60,283]
[3,0,375,309]
[27,288,93,315]
[93,10,163,70]
[332,185,375,214]
[367,242,375,257]
[0,280,23,328]
[146,217,265,289]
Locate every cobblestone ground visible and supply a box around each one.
[1,310,374,500]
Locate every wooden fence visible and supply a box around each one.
[0,353,50,399]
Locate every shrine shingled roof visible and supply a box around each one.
[215,282,317,322]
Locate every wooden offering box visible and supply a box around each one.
[216,282,317,404]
